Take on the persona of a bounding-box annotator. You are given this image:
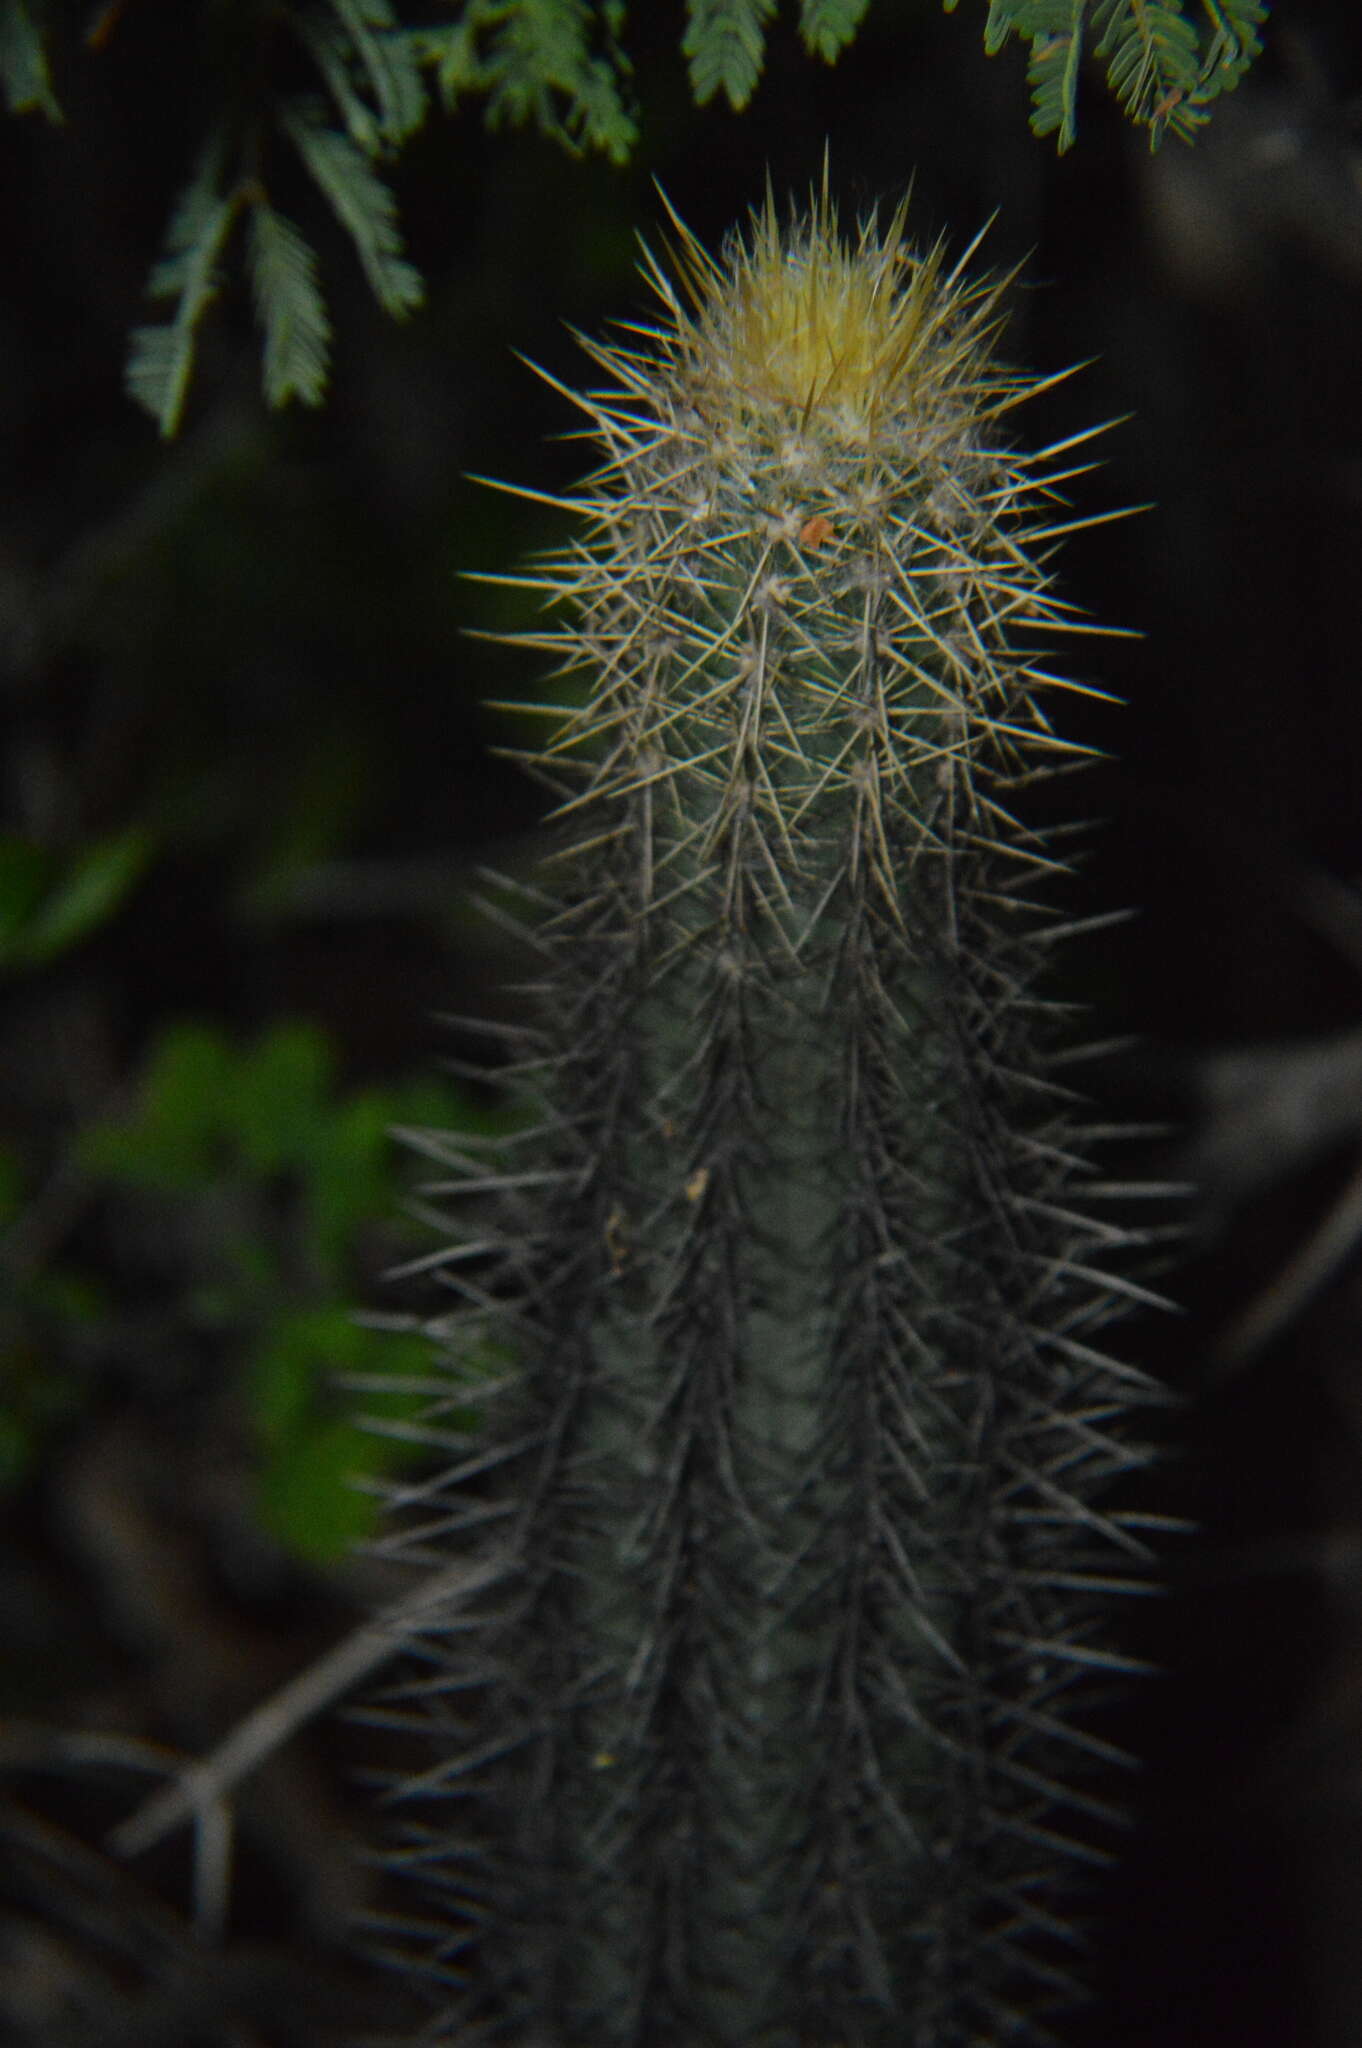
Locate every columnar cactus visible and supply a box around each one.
[382,182,1159,2047]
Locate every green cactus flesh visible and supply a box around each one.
[381,187,1161,2047]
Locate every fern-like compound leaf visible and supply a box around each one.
[323,0,426,144]
[1206,0,1268,83]
[1091,0,1200,137]
[123,1,431,430]
[799,0,871,63]
[294,0,422,153]
[284,107,424,318]
[1154,0,1268,140]
[422,0,637,161]
[975,0,1269,148]
[0,0,57,120]
[247,203,332,411]
[683,0,779,109]
[110,0,1270,439]
[126,139,240,436]
[1024,0,1087,151]
[415,0,508,104]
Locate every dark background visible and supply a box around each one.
[4,2,1362,2041]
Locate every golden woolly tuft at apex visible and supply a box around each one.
[636,174,1019,427]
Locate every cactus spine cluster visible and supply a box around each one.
[383,182,1159,2047]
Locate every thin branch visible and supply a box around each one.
[108,1555,506,1861]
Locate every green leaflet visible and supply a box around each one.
[0,828,152,971]
[683,0,779,108]
[247,203,332,413]
[983,0,1270,148]
[0,0,58,120]
[427,0,638,158]
[293,0,425,152]
[799,0,872,63]
[282,110,424,317]
[126,136,241,437]
[1025,0,1087,151]
[1095,0,1268,142]
[323,0,426,141]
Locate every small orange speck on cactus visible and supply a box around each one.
[798,513,835,550]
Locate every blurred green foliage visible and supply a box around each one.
[3,1015,502,1562]
[0,1151,96,1488]
[0,827,154,972]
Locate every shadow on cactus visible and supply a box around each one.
[369,175,1170,2046]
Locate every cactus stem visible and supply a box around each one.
[380,179,1163,2048]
